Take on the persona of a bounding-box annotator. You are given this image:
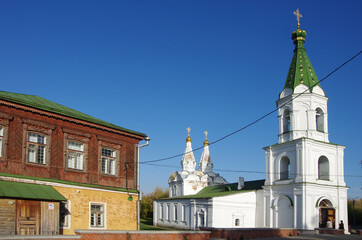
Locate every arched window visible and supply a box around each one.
[280,156,290,180]
[316,108,324,132]
[283,109,291,133]
[318,156,329,180]
[198,209,205,227]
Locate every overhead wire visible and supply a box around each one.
[140,50,362,165]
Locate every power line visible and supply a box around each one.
[140,50,362,164]
[141,162,362,178]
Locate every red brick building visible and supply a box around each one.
[0,90,148,235]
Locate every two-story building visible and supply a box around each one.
[0,91,148,235]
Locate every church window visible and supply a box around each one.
[283,109,291,133]
[181,205,186,222]
[101,148,116,175]
[280,156,290,180]
[198,209,205,227]
[235,218,240,226]
[167,204,170,221]
[27,132,47,164]
[174,204,178,221]
[67,141,84,170]
[160,204,163,220]
[316,108,324,132]
[318,156,329,180]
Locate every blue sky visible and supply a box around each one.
[0,0,361,198]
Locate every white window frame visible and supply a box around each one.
[101,148,117,175]
[173,203,178,221]
[181,205,186,222]
[26,132,47,164]
[67,140,85,170]
[0,126,3,158]
[60,200,71,229]
[89,202,106,229]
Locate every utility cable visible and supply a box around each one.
[140,50,362,164]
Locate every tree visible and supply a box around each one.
[348,198,362,228]
[140,187,169,219]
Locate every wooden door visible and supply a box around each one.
[16,200,40,235]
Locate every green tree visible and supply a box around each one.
[348,198,362,228]
[140,187,169,219]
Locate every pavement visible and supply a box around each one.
[252,234,362,240]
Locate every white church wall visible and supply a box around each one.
[212,191,258,228]
[255,189,265,227]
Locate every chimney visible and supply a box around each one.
[238,177,244,190]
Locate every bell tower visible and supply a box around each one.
[263,10,348,231]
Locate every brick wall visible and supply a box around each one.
[75,230,211,240]
[201,227,298,239]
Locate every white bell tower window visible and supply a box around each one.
[316,108,324,132]
[283,110,291,133]
[280,156,290,180]
[318,156,329,180]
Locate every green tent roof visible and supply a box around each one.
[0,90,146,138]
[284,27,320,92]
[165,179,265,199]
[0,180,67,201]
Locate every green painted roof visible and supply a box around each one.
[165,179,265,200]
[0,90,146,138]
[284,27,320,92]
[0,172,138,194]
[0,180,67,201]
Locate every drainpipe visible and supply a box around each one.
[136,136,150,231]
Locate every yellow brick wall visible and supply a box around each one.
[53,186,138,235]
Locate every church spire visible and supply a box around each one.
[283,9,321,93]
[181,127,196,172]
[199,131,213,173]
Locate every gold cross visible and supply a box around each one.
[187,127,191,136]
[293,9,302,27]
[204,131,208,139]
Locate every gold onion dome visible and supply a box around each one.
[292,27,307,43]
[203,139,209,146]
[186,136,192,142]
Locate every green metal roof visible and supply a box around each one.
[165,179,265,200]
[0,90,146,138]
[0,180,67,201]
[284,27,320,92]
[0,172,138,194]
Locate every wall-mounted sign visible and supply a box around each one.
[48,203,54,210]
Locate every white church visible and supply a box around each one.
[153,22,348,232]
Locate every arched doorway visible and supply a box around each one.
[319,199,335,228]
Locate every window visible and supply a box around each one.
[60,201,71,228]
[235,218,240,226]
[280,156,290,180]
[27,132,47,164]
[90,204,104,228]
[283,109,291,133]
[101,148,116,175]
[174,204,178,221]
[316,108,324,132]
[167,204,170,221]
[160,204,164,220]
[0,126,3,157]
[198,209,205,227]
[67,141,84,170]
[181,205,186,222]
[318,156,329,180]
